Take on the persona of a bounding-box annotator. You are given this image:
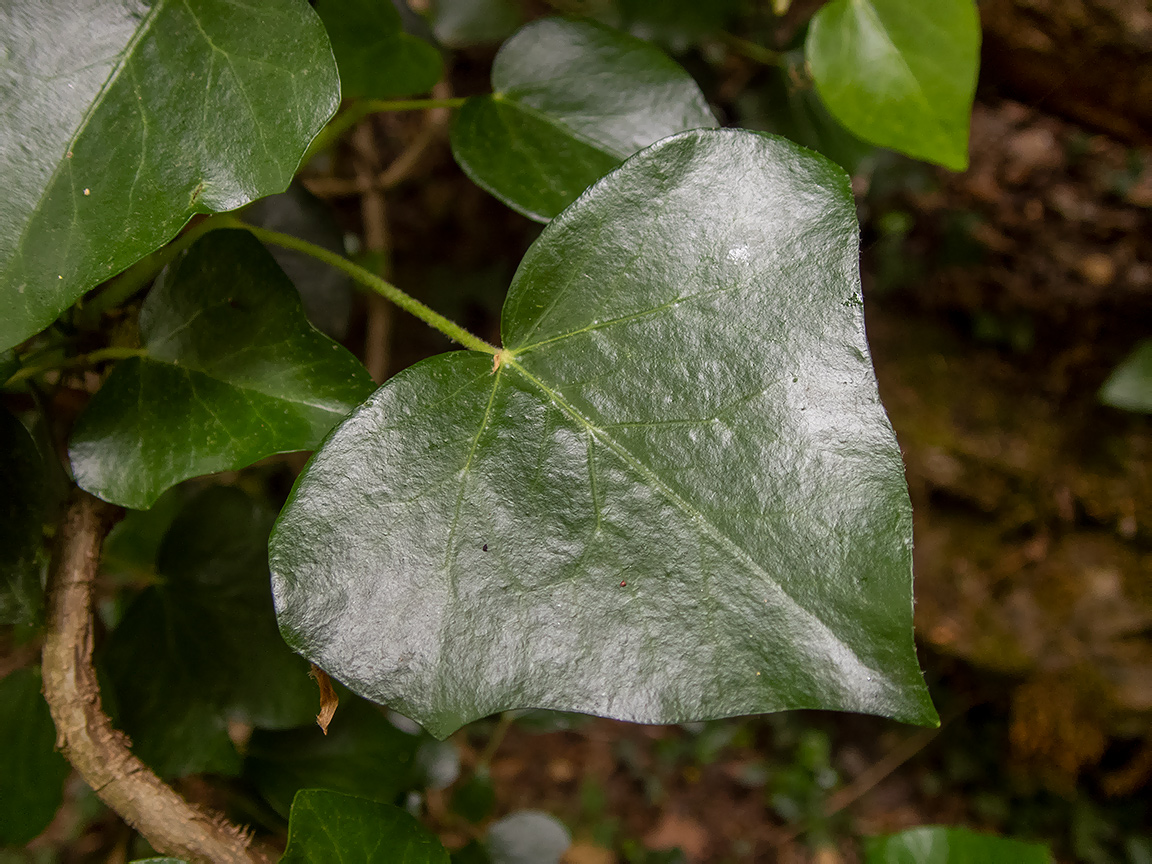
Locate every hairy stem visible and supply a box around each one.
[224,218,498,355]
[41,490,274,864]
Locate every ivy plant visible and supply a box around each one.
[1,0,980,858]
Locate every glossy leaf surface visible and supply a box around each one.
[865,826,1052,863]
[1099,339,1152,413]
[0,409,47,626]
[102,487,317,777]
[70,230,375,509]
[244,695,422,817]
[281,789,450,863]
[0,0,339,351]
[315,0,442,99]
[0,668,70,844]
[271,129,936,739]
[806,0,979,170]
[450,17,717,222]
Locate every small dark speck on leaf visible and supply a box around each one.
[482,544,488,552]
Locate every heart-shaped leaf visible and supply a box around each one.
[0,409,48,627]
[0,668,71,845]
[281,789,450,863]
[271,129,937,739]
[864,826,1052,864]
[69,230,375,509]
[449,17,717,222]
[315,0,443,99]
[0,0,340,351]
[805,0,980,171]
[102,486,318,777]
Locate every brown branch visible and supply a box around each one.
[41,490,273,864]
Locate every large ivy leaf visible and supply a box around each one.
[270,129,937,739]
[281,790,450,863]
[1099,339,1152,413]
[449,17,717,222]
[69,230,375,509]
[0,410,48,626]
[805,0,980,171]
[864,826,1052,863]
[0,668,71,845]
[315,0,442,99]
[101,486,317,777]
[0,0,340,352]
[244,694,422,817]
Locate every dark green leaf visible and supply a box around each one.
[735,51,876,176]
[431,0,522,47]
[450,772,496,823]
[0,350,17,384]
[487,811,571,864]
[69,230,375,509]
[864,826,1052,863]
[0,668,70,845]
[0,410,47,627]
[1099,339,1152,413]
[244,695,422,818]
[452,843,492,864]
[244,184,356,340]
[128,860,188,863]
[450,18,717,222]
[316,0,442,99]
[102,486,317,777]
[806,0,980,171]
[270,129,937,739]
[281,789,450,863]
[618,0,742,50]
[0,0,340,351]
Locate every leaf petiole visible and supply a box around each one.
[222,217,498,355]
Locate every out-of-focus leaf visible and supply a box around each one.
[806,0,979,170]
[487,811,571,864]
[618,0,742,50]
[0,668,70,845]
[102,486,317,777]
[864,825,1053,863]
[243,184,355,340]
[244,695,422,817]
[431,0,522,47]
[316,0,442,99]
[0,350,17,383]
[270,130,936,739]
[450,17,717,221]
[69,230,375,509]
[0,409,47,626]
[281,789,450,863]
[451,771,496,823]
[0,0,339,351]
[1099,339,1152,413]
[736,51,876,175]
